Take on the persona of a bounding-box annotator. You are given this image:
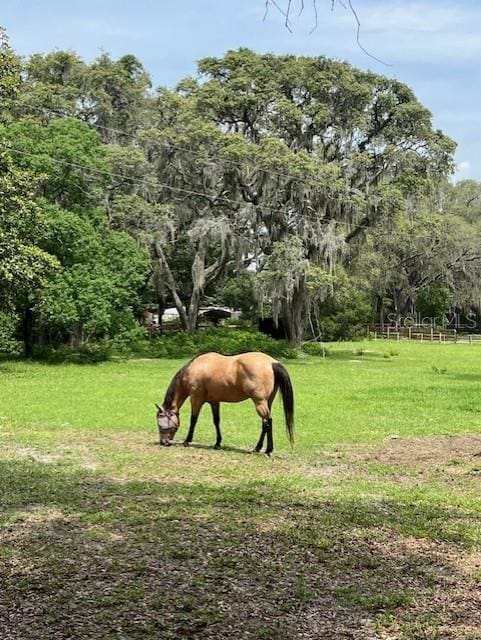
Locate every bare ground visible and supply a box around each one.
[1,434,480,639]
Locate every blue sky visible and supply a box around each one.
[2,1,480,179]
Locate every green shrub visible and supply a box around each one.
[301,342,329,357]
[32,341,111,364]
[147,328,298,360]
[109,314,148,357]
[416,283,452,325]
[31,328,298,362]
[310,270,374,341]
[75,342,111,363]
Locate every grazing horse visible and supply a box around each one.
[156,352,294,455]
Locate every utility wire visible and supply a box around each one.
[0,125,454,242]
[11,100,451,240]
[9,98,403,196]
[8,99,441,232]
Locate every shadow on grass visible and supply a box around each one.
[0,460,479,640]
[446,372,481,382]
[323,349,396,362]
[172,441,255,455]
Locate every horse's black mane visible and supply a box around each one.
[163,358,195,409]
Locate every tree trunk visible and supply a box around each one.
[69,323,82,348]
[283,284,305,345]
[187,287,202,332]
[153,239,231,334]
[153,240,189,330]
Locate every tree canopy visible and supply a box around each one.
[0,31,480,353]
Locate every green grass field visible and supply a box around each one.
[1,341,481,639]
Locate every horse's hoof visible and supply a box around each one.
[214,444,221,450]
[265,451,272,457]
[183,441,191,447]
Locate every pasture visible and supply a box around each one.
[1,341,481,639]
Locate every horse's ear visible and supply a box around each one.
[155,403,162,411]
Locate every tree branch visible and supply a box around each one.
[204,244,231,285]
[344,216,371,243]
[262,0,390,65]
[152,239,189,329]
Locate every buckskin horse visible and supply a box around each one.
[155,352,294,455]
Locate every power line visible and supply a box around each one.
[0,140,455,242]
[0,140,370,231]
[8,98,452,240]
[0,133,454,243]
[11,100,456,241]
[9,100,326,186]
[9,98,397,197]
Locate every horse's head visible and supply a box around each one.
[155,404,180,446]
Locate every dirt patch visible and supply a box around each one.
[5,505,68,526]
[297,434,481,493]
[2,447,59,464]
[357,434,481,467]
[1,442,102,472]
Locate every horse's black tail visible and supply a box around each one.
[272,362,294,446]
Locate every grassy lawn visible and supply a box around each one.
[1,341,481,639]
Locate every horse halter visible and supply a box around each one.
[157,407,179,432]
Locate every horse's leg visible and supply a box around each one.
[210,402,222,449]
[183,397,203,446]
[253,399,273,455]
[264,388,278,455]
[265,417,274,456]
[254,422,266,453]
